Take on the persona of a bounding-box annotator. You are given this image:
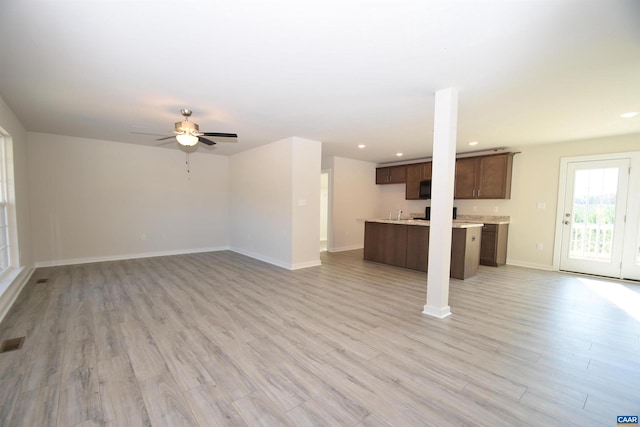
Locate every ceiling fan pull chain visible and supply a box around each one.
[186,152,190,174]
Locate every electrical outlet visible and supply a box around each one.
[141,233,147,241]
[493,206,499,213]
[472,206,478,212]
[536,243,543,250]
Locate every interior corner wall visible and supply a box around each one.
[229,137,321,270]
[291,137,322,268]
[325,156,379,252]
[28,132,229,266]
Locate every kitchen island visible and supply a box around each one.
[363,219,484,279]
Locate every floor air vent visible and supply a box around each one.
[36,278,48,284]
[0,337,25,353]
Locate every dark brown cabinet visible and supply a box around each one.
[453,157,477,199]
[405,162,432,199]
[364,221,482,279]
[405,225,429,270]
[376,165,406,184]
[363,221,407,267]
[376,153,514,200]
[450,227,482,279]
[454,153,514,199]
[480,223,509,266]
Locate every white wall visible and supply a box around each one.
[0,96,33,322]
[291,139,322,267]
[370,133,640,269]
[320,172,328,241]
[323,156,380,252]
[504,134,640,269]
[230,137,321,269]
[28,133,229,265]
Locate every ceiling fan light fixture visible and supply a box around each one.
[176,133,199,146]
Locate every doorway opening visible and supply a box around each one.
[555,153,640,281]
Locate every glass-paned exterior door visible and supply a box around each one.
[560,159,629,278]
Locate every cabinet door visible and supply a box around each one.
[364,222,385,262]
[376,166,407,184]
[363,222,407,267]
[376,167,390,184]
[405,164,422,199]
[388,165,406,183]
[450,227,482,279]
[479,223,509,266]
[477,154,513,199]
[480,225,498,266]
[406,225,429,271]
[421,162,433,180]
[454,157,477,199]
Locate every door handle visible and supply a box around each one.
[564,220,570,225]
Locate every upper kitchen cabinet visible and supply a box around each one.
[454,153,515,199]
[376,165,407,184]
[405,162,432,199]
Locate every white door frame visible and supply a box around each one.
[321,168,332,253]
[553,151,640,280]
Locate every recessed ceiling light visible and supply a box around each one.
[396,152,403,157]
[621,111,638,118]
[358,144,366,149]
[468,141,479,146]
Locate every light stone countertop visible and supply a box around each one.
[455,214,511,224]
[367,218,484,228]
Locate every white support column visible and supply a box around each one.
[423,87,459,319]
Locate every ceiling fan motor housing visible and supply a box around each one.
[175,121,199,135]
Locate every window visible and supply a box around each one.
[0,136,11,276]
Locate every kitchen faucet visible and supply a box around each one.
[397,209,403,220]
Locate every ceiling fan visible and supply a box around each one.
[156,109,238,147]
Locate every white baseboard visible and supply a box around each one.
[229,247,291,270]
[291,259,322,270]
[34,246,230,268]
[0,266,35,324]
[505,259,554,271]
[328,244,363,253]
[422,304,452,319]
[229,247,321,271]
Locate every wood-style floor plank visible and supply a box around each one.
[0,249,638,426]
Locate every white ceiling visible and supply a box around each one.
[1,0,639,164]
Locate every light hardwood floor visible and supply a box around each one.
[0,249,638,426]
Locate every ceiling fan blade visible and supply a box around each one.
[198,137,217,146]
[157,140,176,146]
[131,131,169,137]
[156,136,175,141]
[202,132,238,138]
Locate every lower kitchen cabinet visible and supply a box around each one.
[364,221,483,279]
[480,223,509,266]
[406,225,429,271]
[451,227,482,279]
[363,221,407,267]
